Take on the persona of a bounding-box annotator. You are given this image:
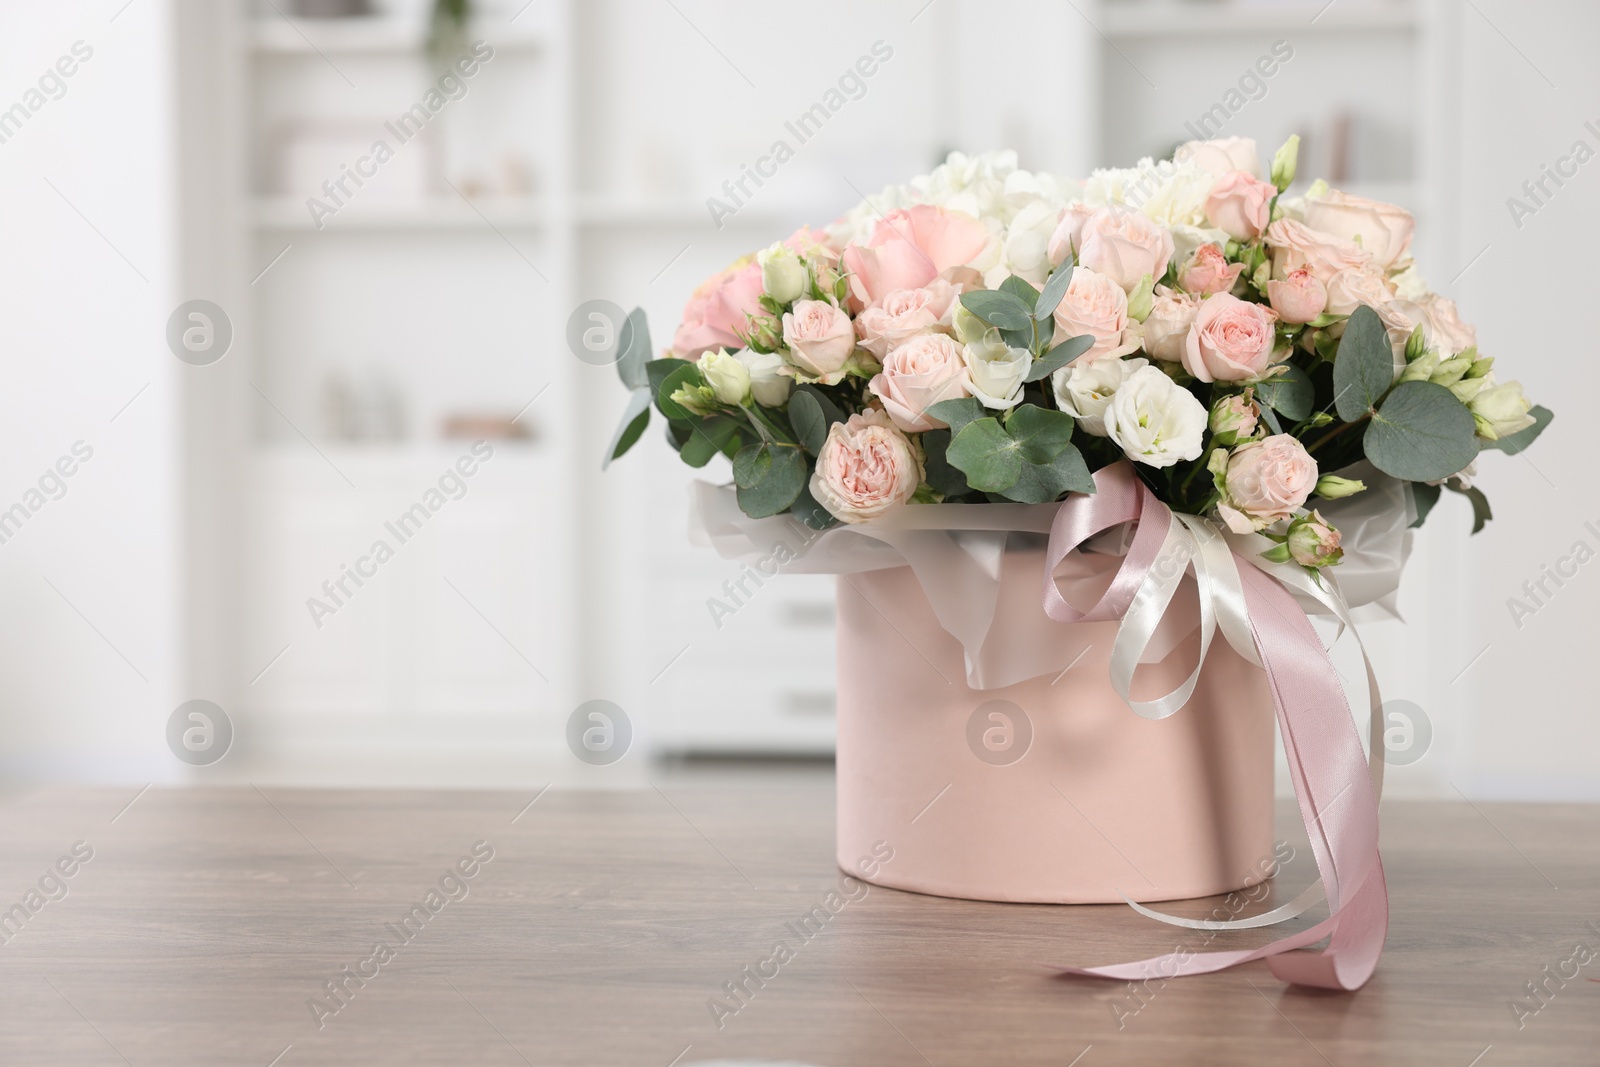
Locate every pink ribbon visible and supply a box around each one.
[1043,463,1388,991]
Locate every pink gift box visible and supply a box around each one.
[834,547,1276,904]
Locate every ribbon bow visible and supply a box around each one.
[1044,463,1388,991]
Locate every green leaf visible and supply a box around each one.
[679,415,741,468]
[944,418,1023,492]
[960,289,1035,332]
[1449,483,1493,535]
[793,383,845,428]
[999,443,1094,503]
[788,388,828,454]
[926,397,986,436]
[791,480,841,530]
[731,443,807,518]
[1364,380,1479,482]
[1023,334,1094,383]
[602,387,652,469]
[1255,364,1313,421]
[1004,405,1075,463]
[921,429,970,497]
[1408,482,1442,528]
[1333,305,1395,421]
[1036,262,1075,321]
[1482,404,1553,456]
[616,308,652,390]
[647,357,692,399]
[999,275,1041,313]
[1259,543,1294,564]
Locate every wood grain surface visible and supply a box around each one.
[0,782,1595,1066]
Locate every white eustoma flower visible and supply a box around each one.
[1101,366,1208,468]
[1052,356,1149,436]
[734,348,793,407]
[963,337,1032,410]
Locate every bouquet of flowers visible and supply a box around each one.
[607,134,1551,577]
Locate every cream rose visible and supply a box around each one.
[867,333,971,432]
[854,280,959,359]
[781,299,856,380]
[1052,356,1148,436]
[1265,218,1373,285]
[1183,293,1279,383]
[1214,434,1318,533]
[1177,136,1261,177]
[1303,189,1415,270]
[810,410,923,524]
[1075,206,1175,293]
[1204,170,1276,242]
[1101,366,1207,468]
[1140,286,1200,361]
[1052,267,1140,361]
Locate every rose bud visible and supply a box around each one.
[1178,244,1246,297]
[1287,511,1344,568]
[1208,392,1260,446]
[1266,268,1328,325]
[1314,474,1366,500]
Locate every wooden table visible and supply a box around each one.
[0,781,1595,1066]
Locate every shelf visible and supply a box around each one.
[1099,1,1419,37]
[574,194,840,229]
[252,196,549,231]
[249,17,547,55]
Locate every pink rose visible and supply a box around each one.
[1417,293,1477,356]
[1204,171,1275,241]
[1264,218,1372,285]
[867,333,971,432]
[1183,293,1279,383]
[1176,136,1261,176]
[810,409,924,525]
[671,260,765,359]
[1047,202,1096,267]
[1140,285,1200,362]
[781,299,856,380]
[854,280,960,359]
[841,204,992,309]
[1302,190,1415,269]
[1216,435,1318,533]
[1052,267,1139,361]
[1266,268,1327,325]
[1178,244,1245,297]
[1075,206,1175,292]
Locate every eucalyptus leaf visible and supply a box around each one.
[1255,364,1313,421]
[1482,404,1553,456]
[999,275,1041,313]
[602,386,652,469]
[1005,405,1075,463]
[615,307,652,389]
[926,397,986,436]
[1449,482,1493,535]
[921,429,970,497]
[733,444,807,518]
[1258,404,1284,435]
[793,383,845,428]
[656,363,705,421]
[1000,443,1094,503]
[679,415,741,468]
[1023,334,1094,383]
[791,480,841,530]
[1364,380,1479,482]
[944,418,1023,492]
[1036,262,1075,321]
[788,388,828,454]
[960,289,1035,332]
[1408,482,1442,528]
[647,357,692,397]
[1333,305,1395,421]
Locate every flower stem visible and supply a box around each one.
[1307,415,1368,454]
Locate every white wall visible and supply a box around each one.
[0,0,179,784]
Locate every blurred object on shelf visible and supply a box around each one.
[290,0,371,16]
[271,120,437,201]
[323,369,408,442]
[428,0,471,61]
[497,153,535,198]
[440,413,533,441]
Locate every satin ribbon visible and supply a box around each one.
[1044,463,1388,991]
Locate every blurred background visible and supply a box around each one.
[0,0,1592,799]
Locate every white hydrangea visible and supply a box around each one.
[1078,156,1215,229]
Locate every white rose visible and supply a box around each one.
[699,348,750,405]
[1052,356,1149,436]
[757,242,809,305]
[1176,136,1261,177]
[734,348,793,407]
[995,198,1064,285]
[1102,366,1208,469]
[963,337,1031,410]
